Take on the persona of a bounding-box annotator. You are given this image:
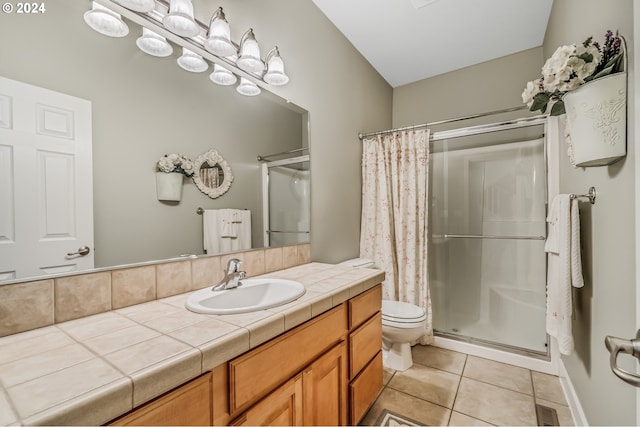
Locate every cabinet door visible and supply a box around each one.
[302,341,348,426]
[231,374,303,426]
[110,373,212,426]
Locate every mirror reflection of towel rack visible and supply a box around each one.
[570,186,597,204]
[267,230,310,234]
[196,207,248,215]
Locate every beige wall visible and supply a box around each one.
[544,1,636,425]
[392,47,545,128]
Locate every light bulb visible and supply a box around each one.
[136,28,173,57]
[163,0,200,37]
[84,2,129,38]
[209,64,237,86]
[236,77,261,96]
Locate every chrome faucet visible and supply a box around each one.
[212,258,246,291]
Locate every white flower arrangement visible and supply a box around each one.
[157,153,195,177]
[522,30,623,116]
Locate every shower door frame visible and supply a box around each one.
[261,154,311,247]
[430,115,554,364]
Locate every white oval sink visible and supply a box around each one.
[185,278,306,315]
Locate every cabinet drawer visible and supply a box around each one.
[348,284,381,330]
[349,351,383,425]
[349,312,382,379]
[110,373,212,426]
[229,304,347,414]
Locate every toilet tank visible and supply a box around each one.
[338,258,376,268]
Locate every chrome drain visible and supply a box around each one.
[535,404,559,426]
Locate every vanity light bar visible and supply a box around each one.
[91,0,285,91]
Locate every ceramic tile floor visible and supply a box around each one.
[361,345,574,426]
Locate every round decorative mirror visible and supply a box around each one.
[192,149,233,198]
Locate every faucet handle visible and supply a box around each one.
[226,258,242,273]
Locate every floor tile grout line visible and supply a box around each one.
[381,385,454,417]
[446,353,467,426]
[411,359,466,377]
[461,375,537,398]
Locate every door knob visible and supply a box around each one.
[67,246,91,257]
[605,330,640,387]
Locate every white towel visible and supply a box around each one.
[544,196,560,254]
[219,209,239,238]
[203,209,252,255]
[545,195,584,356]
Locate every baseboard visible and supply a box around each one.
[558,360,589,426]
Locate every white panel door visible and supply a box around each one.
[0,76,93,281]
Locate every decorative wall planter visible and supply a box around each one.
[563,72,627,167]
[156,172,183,201]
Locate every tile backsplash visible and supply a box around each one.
[0,244,311,338]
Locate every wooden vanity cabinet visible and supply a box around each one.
[302,341,348,426]
[347,285,383,425]
[225,304,349,426]
[109,372,212,426]
[230,374,304,426]
[108,284,383,427]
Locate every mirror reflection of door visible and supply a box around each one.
[0,76,94,281]
[199,163,223,188]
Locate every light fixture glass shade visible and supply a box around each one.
[236,77,261,96]
[83,2,129,38]
[209,64,237,86]
[136,28,173,57]
[204,7,236,57]
[264,47,289,86]
[236,29,265,74]
[114,0,155,13]
[177,47,208,73]
[163,0,200,37]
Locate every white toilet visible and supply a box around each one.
[339,258,427,371]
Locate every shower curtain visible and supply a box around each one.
[360,129,433,344]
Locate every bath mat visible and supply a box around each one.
[375,409,424,426]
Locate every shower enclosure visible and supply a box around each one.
[261,155,310,247]
[429,117,548,355]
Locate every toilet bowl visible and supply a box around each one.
[381,300,426,371]
[339,258,427,371]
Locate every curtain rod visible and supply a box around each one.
[357,105,529,140]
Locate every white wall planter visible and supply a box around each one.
[563,72,627,167]
[156,172,184,201]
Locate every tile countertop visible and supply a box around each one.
[0,263,384,426]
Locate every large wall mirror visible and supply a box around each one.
[0,0,309,284]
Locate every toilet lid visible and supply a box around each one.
[381,300,426,322]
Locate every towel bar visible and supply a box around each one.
[444,234,545,240]
[267,230,310,234]
[569,186,596,204]
[197,207,249,214]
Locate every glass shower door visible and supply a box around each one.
[429,127,547,354]
[264,158,310,247]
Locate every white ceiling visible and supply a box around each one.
[311,0,554,87]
